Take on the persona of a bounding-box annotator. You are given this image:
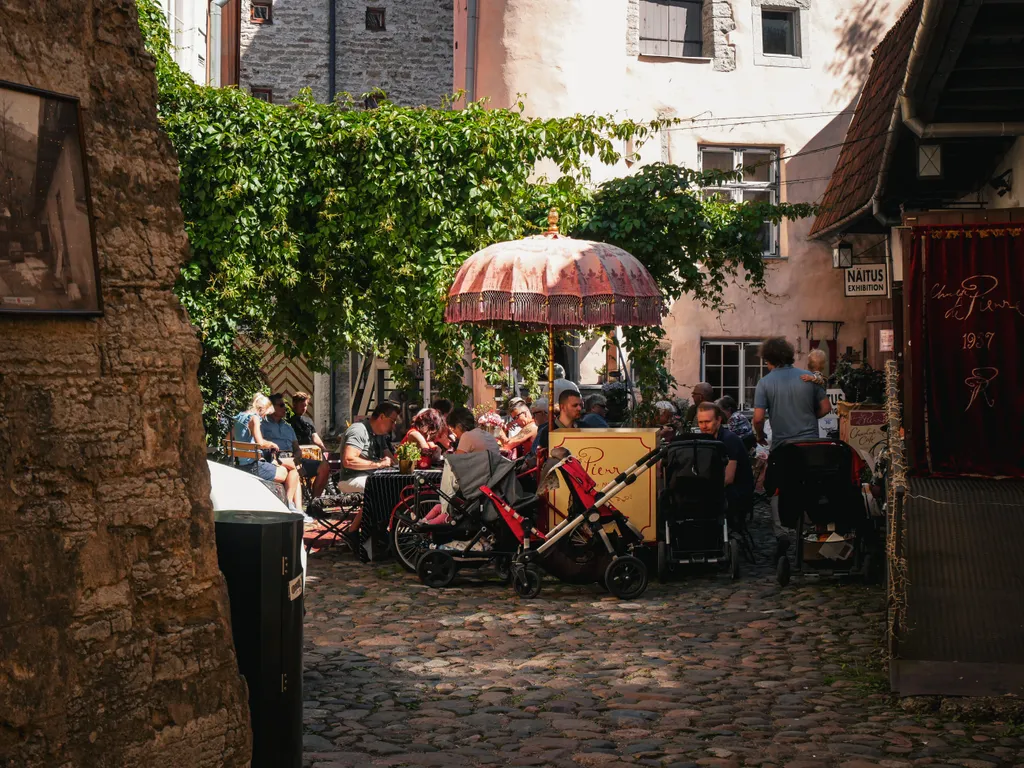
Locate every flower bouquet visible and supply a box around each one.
[394,441,421,475]
[477,410,504,435]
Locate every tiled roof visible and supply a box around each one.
[809,0,923,239]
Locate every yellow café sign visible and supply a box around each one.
[548,428,660,543]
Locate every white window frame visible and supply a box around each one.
[699,145,781,258]
[700,340,767,412]
[752,0,811,69]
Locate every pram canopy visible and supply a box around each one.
[660,438,728,521]
[765,439,866,529]
[446,451,521,523]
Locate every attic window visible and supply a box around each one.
[366,7,386,31]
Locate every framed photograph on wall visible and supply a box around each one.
[0,80,101,315]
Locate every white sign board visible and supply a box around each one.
[826,388,845,411]
[879,329,894,352]
[844,265,888,297]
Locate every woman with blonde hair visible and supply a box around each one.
[232,392,302,512]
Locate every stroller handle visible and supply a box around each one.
[597,446,664,494]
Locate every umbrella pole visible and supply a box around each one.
[548,327,555,440]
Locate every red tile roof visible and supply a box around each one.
[809,0,923,239]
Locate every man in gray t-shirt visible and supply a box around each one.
[752,338,831,554]
[338,403,398,492]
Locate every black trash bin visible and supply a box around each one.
[215,510,304,768]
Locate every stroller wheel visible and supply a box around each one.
[729,539,740,581]
[511,564,542,598]
[776,555,791,587]
[391,516,426,573]
[604,556,649,600]
[417,550,457,588]
[494,555,513,583]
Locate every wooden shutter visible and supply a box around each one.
[640,0,670,56]
[668,0,703,58]
[641,0,703,58]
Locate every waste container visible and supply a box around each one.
[215,510,304,768]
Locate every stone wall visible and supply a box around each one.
[0,1,251,766]
[239,0,454,107]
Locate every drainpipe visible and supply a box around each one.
[328,0,337,101]
[465,0,479,102]
[899,0,1024,139]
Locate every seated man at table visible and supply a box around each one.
[498,399,537,458]
[579,394,610,428]
[532,389,584,455]
[696,401,754,522]
[289,390,328,457]
[338,402,399,493]
[262,393,332,501]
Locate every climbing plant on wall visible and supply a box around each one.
[136,0,814,438]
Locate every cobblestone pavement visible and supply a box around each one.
[301,506,1024,768]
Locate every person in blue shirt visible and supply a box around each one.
[232,393,302,511]
[262,393,331,500]
[751,337,831,556]
[578,393,610,428]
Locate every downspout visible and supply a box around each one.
[328,0,337,101]
[465,0,479,102]
[899,0,1024,139]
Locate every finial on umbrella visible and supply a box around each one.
[545,208,560,237]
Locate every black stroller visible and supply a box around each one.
[765,439,874,586]
[657,437,741,580]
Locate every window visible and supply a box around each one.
[250,87,273,102]
[250,2,272,23]
[639,0,703,58]
[761,9,796,55]
[701,341,766,411]
[752,1,810,68]
[366,7,386,31]
[700,145,781,257]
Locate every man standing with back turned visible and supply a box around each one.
[752,337,831,557]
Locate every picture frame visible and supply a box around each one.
[0,79,102,316]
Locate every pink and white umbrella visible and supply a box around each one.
[445,210,663,434]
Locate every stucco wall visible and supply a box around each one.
[460,0,904,399]
[240,0,454,106]
[974,137,1023,211]
[0,1,251,765]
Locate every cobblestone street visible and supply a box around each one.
[301,509,1024,768]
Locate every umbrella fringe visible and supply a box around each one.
[445,293,663,328]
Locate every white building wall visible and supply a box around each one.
[162,0,211,85]
[458,0,905,404]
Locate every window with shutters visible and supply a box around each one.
[699,145,781,257]
[751,0,811,68]
[639,0,704,58]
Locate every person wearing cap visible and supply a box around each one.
[530,397,549,427]
[552,363,580,406]
[579,393,610,428]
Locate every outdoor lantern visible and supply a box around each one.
[832,241,853,269]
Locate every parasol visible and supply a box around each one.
[445,209,663,436]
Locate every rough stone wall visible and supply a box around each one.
[0,2,252,766]
[240,0,331,103]
[239,0,453,107]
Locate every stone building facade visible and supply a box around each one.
[239,0,454,107]
[0,1,251,765]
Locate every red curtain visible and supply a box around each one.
[907,225,1024,477]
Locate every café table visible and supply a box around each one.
[359,467,443,561]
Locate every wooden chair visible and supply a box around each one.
[223,439,263,466]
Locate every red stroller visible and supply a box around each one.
[392,446,662,599]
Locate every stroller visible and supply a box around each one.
[657,437,741,580]
[393,447,660,599]
[765,439,874,586]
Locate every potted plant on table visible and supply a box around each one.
[394,441,421,475]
